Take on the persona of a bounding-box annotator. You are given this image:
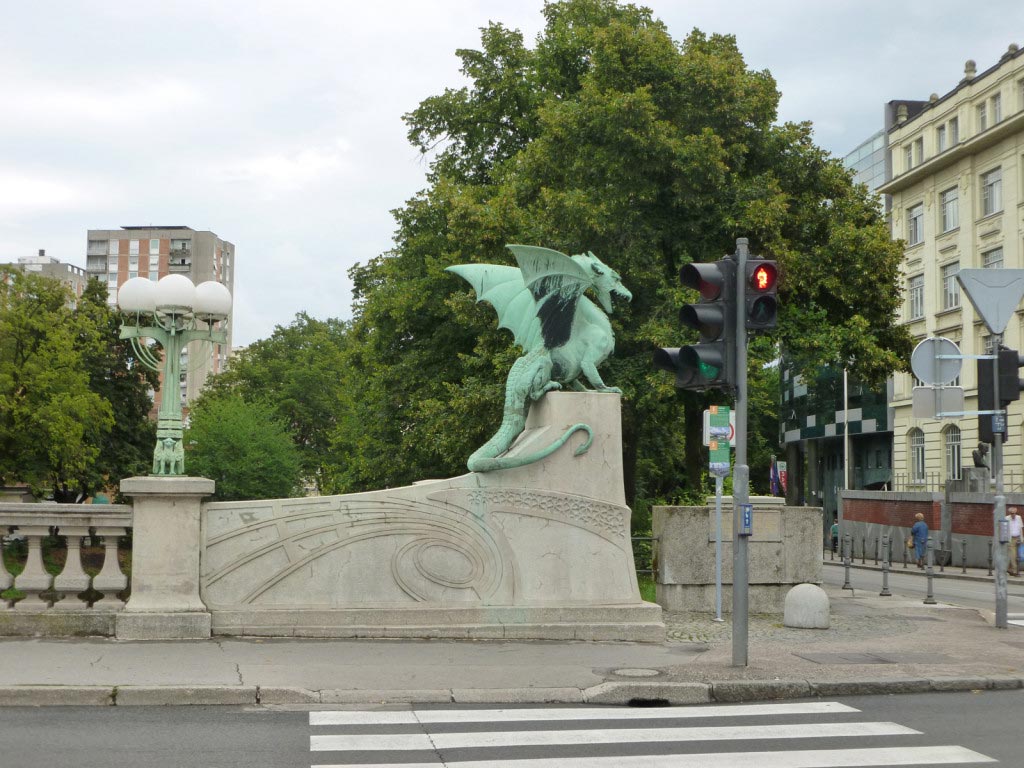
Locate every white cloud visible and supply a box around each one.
[0,77,205,135]
[213,139,353,198]
[0,171,84,217]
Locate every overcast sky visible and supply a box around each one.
[2,1,1021,347]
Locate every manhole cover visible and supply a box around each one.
[612,668,662,678]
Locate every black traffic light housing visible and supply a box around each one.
[744,259,778,330]
[653,258,736,391]
[977,345,1024,442]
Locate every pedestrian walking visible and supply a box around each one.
[830,515,839,554]
[911,512,928,569]
[1006,506,1022,577]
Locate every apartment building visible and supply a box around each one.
[877,45,1024,487]
[85,226,235,410]
[1,249,88,306]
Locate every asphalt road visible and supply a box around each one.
[1,691,1021,767]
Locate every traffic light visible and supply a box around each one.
[653,259,736,390]
[977,346,1024,442]
[744,259,778,330]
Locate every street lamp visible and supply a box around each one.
[117,275,231,476]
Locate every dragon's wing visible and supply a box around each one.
[507,245,590,350]
[446,263,543,350]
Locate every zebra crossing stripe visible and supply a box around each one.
[311,720,917,751]
[309,701,859,726]
[311,745,995,768]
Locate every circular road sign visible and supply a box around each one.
[911,337,962,386]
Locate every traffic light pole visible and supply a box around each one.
[992,334,1009,629]
[732,238,750,667]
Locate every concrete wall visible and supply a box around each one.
[653,501,822,614]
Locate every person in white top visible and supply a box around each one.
[1006,506,1023,577]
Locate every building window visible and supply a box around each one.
[904,144,913,171]
[944,425,962,481]
[993,93,1002,124]
[914,137,923,164]
[149,238,160,254]
[108,239,120,256]
[941,262,960,310]
[936,124,947,152]
[907,203,924,245]
[949,116,959,145]
[908,275,924,320]
[128,254,139,269]
[981,167,1002,216]
[983,247,1004,269]
[977,102,988,132]
[129,240,139,256]
[940,187,958,232]
[909,428,926,483]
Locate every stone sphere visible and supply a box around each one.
[783,583,830,629]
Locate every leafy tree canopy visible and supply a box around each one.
[0,270,115,497]
[185,393,302,501]
[200,313,349,493]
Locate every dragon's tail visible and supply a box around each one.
[468,423,593,473]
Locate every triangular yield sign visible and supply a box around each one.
[956,269,1024,335]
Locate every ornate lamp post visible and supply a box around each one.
[116,275,232,476]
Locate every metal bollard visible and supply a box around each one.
[923,536,937,605]
[842,533,853,590]
[861,536,866,565]
[874,537,879,566]
[938,534,945,573]
[902,533,909,569]
[880,534,891,597]
[988,540,993,576]
[960,539,967,574]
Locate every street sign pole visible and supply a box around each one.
[707,406,731,625]
[714,474,724,622]
[732,238,750,667]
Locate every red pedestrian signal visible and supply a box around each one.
[744,259,778,331]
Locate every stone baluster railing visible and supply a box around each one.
[90,524,130,607]
[12,525,53,610]
[0,505,132,612]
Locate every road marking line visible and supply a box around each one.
[309,701,858,726]
[310,720,917,751]
[312,744,995,767]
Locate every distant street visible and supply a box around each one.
[822,560,1024,615]
[2,691,1022,766]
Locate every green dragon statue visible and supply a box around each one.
[447,245,632,473]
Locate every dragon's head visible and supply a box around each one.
[574,251,632,314]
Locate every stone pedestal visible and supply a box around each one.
[116,476,214,640]
[201,393,663,641]
[653,502,822,613]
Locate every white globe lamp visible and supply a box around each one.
[193,281,232,321]
[117,277,158,314]
[155,274,196,314]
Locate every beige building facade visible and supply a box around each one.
[85,226,235,411]
[879,46,1024,487]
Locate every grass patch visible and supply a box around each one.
[638,574,656,603]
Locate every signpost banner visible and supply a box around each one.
[708,406,732,477]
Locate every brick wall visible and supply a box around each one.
[843,497,940,529]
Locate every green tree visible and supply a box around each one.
[73,279,158,496]
[200,313,349,493]
[338,0,911,508]
[0,268,113,496]
[185,394,302,501]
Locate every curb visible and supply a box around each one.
[822,559,1023,585]
[1,677,1020,707]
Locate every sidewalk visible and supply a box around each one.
[1,568,1022,707]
